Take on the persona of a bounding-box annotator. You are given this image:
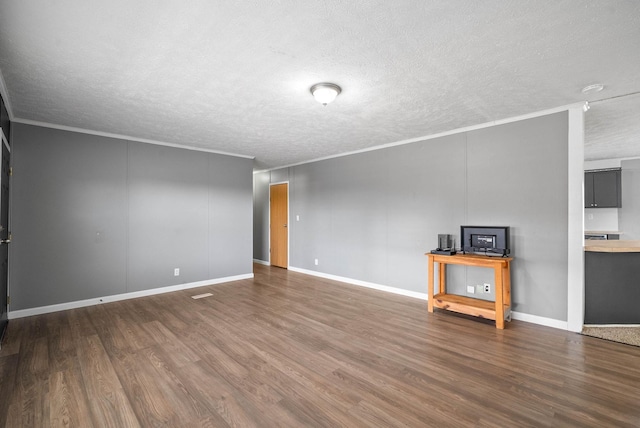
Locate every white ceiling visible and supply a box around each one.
[585,92,640,162]
[1,1,639,170]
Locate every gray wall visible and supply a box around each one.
[254,112,569,321]
[11,123,253,311]
[619,158,640,240]
[253,172,270,261]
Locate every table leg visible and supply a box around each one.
[494,265,504,329]
[438,262,446,295]
[503,262,511,309]
[428,255,434,312]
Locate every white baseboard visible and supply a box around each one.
[511,311,568,330]
[8,273,254,319]
[288,266,429,301]
[11,265,570,332]
[253,259,270,266]
[289,266,568,330]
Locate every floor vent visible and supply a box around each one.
[191,293,213,300]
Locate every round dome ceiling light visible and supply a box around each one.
[581,83,604,94]
[310,83,341,105]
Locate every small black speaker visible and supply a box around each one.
[438,234,453,250]
[431,234,456,255]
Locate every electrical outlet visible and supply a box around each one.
[314,258,319,266]
[484,283,491,293]
[174,268,180,276]
[466,285,475,294]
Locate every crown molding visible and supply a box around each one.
[12,117,255,159]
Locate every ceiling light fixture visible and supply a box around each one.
[581,83,604,94]
[310,83,341,105]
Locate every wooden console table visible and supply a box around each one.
[426,253,513,329]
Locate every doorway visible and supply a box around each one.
[269,183,288,268]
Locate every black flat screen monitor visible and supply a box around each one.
[461,226,510,256]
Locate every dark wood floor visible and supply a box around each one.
[1,264,639,427]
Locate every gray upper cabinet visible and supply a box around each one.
[585,169,621,208]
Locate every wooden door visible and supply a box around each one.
[270,183,288,268]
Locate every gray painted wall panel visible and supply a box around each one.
[289,161,334,270]
[254,111,569,321]
[208,154,253,277]
[11,123,253,311]
[253,172,270,261]
[270,168,289,184]
[126,144,210,291]
[466,114,568,319]
[11,125,128,308]
[329,152,391,283]
[385,137,467,292]
[283,134,468,293]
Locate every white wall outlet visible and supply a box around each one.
[314,258,319,266]
[296,215,300,221]
[174,268,180,276]
[484,283,491,293]
[466,285,475,294]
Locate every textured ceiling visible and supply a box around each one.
[585,92,640,162]
[0,1,639,169]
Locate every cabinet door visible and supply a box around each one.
[593,170,621,208]
[584,172,595,208]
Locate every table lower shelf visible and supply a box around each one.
[432,293,511,321]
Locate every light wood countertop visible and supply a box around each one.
[584,240,640,253]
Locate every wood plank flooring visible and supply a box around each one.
[1,263,640,427]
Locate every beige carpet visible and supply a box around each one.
[582,326,640,347]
